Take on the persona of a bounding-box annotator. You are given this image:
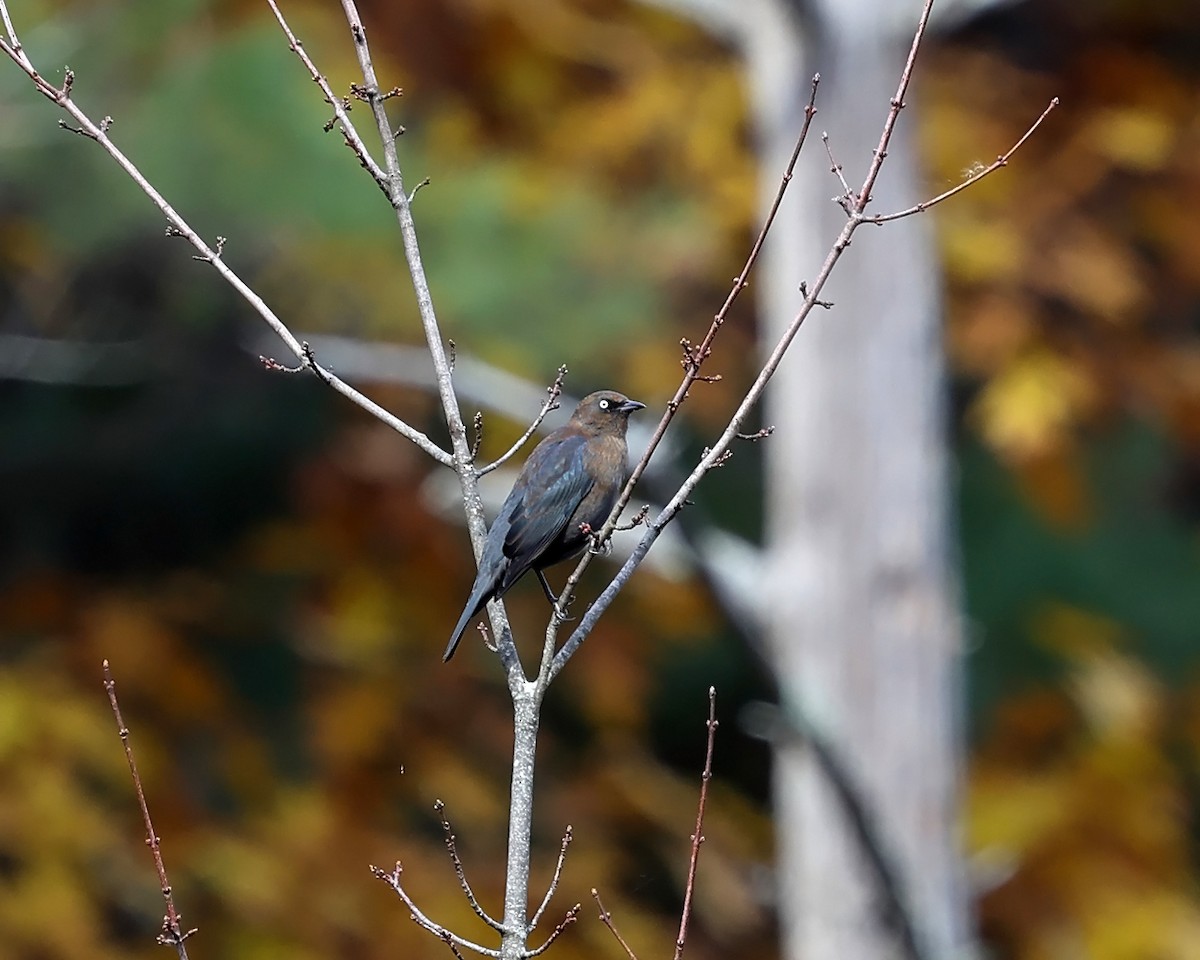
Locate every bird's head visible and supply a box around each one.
[570,390,645,436]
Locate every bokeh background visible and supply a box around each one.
[1,0,1199,957]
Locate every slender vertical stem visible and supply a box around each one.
[673,687,718,960]
[103,661,193,958]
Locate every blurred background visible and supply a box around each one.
[1,0,1198,957]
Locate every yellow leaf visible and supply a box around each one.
[1035,220,1147,321]
[972,349,1093,459]
[1088,107,1176,171]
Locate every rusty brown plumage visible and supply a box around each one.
[444,390,644,661]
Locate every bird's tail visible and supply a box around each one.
[443,591,489,661]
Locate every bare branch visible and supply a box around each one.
[434,800,504,931]
[408,176,431,203]
[58,115,94,139]
[525,904,580,957]
[822,131,855,214]
[851,0,937,217]
[0,11,452,465]
[190,235,226,263]
[259,353,306,374]
[539,74,823,681]
[866,97,1060,223]
[797,280,833,309]
[529,825,573,933]
[265,0,387,187]
[440,931,469,960]
[547,0,1058,679]
[371,862,501,958]
[478,366,568,477]
[103,661,195,959]
[615,504,650,532]
[0,2,19,49]
[673,687,718,960]
[333,0,519,676]
[591,890,640,960]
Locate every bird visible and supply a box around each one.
[444,390,645,661]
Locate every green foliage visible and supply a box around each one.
[962,421,1200,724]
[417,161,666,368]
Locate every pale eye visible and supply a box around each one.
[599,399,610,410]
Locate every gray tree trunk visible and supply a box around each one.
[641,2,974,957]
[754,14,969,960]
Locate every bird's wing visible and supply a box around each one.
[502,434,593,576]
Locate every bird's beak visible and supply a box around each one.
[617,399,645,414]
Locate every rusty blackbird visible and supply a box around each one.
[444,390,644,661]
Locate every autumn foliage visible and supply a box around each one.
[0,1,1198,958]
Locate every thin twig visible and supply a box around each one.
[317,20,536,951]
[866,97,1060,223]
[190,235,226,262]
[371,862,500,958]
[590,691,710,960]
[526,904,580,957]
[434,800,504,931]
[821,131,854,213]
[268,1,522,678]
[471,411,485,461]
[529,825,573,932]
[615,505,649,532]
[591,890,640,960]
[851,0,937,217]
[0,2,19,49]
[408,176,431,203]
[672,687,718,960]
[478,366,568,477]
[265,0,387,188]
[540,74,823,683]
[103,661,195,959]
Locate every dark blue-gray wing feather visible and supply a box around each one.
[499,434,593,590]
[444,431,593,662]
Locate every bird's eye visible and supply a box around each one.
[599,399,609,410]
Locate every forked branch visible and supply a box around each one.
[372,861,500,958]
[866,97,1059,223]
[539,73,824,681]
[0,6,451,466]
[546,0,1058,679]
[265,0,387,187]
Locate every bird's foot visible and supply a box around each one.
[578,522,612,556]
[536,570,561,605]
